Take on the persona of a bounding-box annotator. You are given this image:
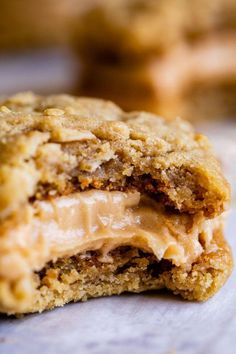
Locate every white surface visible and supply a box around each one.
[0,52,235,354]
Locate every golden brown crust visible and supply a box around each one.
[0,228,232,314]
[0,92,230,219]
[163,227,233,301]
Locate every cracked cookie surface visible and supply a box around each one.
[0,92,229,219]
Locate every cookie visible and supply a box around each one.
[78,33,236,120]
[0,93,232,314]
[75,0,236,120]
[75,0,236,61]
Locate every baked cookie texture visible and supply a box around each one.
[75,0,236,120]
[0,92,229,217]
[0,93,232,315]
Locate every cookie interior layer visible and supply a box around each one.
[0,190,224,314]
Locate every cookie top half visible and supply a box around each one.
[0,92,229,219]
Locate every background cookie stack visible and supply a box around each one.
[75,0,236,121]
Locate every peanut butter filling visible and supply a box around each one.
[0,190,222,283]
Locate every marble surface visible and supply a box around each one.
[0,50,235,354]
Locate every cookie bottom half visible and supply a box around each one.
[1,229,233,315]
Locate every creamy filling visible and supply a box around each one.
[0,190,222,281]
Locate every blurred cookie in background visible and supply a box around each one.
[79,33,236,121]
[75,0,236,121]
[76,0,183,61]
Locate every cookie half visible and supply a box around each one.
[0,93,232,314]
